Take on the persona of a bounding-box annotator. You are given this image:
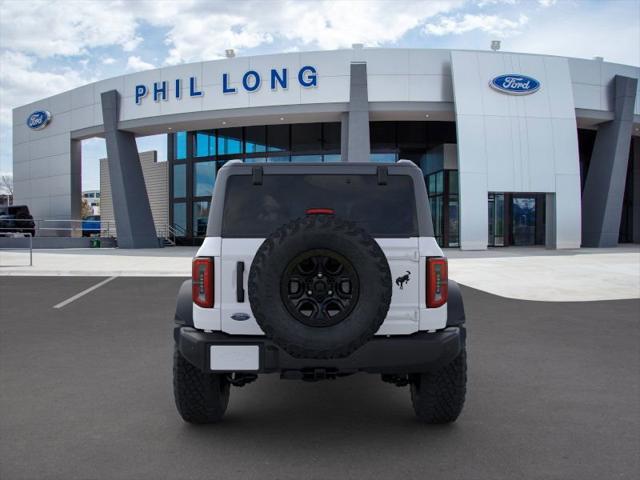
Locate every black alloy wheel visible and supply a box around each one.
[281,249,359,327]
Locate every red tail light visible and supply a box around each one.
[426,257,448,308]
[192,257,214,308]
[305,208,335,215]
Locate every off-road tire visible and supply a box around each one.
[173,344,230,424]
[249,214,392,359]
[410,345,467,424]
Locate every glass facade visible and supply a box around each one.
[168,120,460,244]
[425,170,459,247]
[169,122,343,242]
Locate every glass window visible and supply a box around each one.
[194,131,215,157]
[448,170,458,195]
[267,156,290,163]
[291,155,322,163]
[244,157,266,163]
[323,123,341,151]
[194,161,216,197]
[173,164,186,198]
[245,126,267,153]
[448,198,459,247]
[175,131,187,160]
[323,154,341,162]
[222,174,418,237]
[267,124,289,152]
[217,127,242,155]
[292,123,322,152]
[173,202,186,233]
[397,121,426,149]
[370,153,397,163]
[435,171,444,195]
[193,201,210,237]
[370,122,396,150]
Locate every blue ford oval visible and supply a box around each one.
[26,110,52,130]
[490,74,540,95]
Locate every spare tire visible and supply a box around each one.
[248,214,392,359]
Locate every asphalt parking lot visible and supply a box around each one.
[1,277,638,480]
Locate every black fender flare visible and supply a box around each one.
[446,280,466,326]
[174,279,193,327]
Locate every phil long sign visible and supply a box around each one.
[135,65,318,105]
[490,74,540,95]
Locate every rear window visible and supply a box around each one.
[221,174,418,237]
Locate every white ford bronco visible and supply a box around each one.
[173,160,467,424]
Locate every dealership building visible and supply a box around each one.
[11,47,640,249]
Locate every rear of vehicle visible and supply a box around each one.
[173,161,466,424]
[82,215,101,237]
[0,205,35,237]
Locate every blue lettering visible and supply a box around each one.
[153,81,167,102]
[175,79,181,99]
[135,85,148,104]
[222,73,237,94]
[189,76,203,97]
[298,66,317,87]
[242,70,261,92]
[270,68,288,90]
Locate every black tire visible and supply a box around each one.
[249,214,392,359]
[173,344,230,424]
[410,345,467,424]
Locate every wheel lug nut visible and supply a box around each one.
[328,290,333,295]
[318,273,323,278]
[307,290,313,295]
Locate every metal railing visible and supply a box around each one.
[162,223,188,246]
[0,232,33,266]
[0,218,116,237]
[0,218,188,247]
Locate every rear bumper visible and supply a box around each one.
[174,326,464,375]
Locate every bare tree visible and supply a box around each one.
[81,198,93,218]
[0,174,13,197]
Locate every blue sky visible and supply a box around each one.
[1,0,639,191]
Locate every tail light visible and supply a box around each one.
[305,208,335,215]
[192,257,214,308]
[426,257,448,308]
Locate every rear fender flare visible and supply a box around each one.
[446,280,466,326]
[174,280,193,327]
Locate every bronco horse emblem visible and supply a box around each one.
[395,271,411,290]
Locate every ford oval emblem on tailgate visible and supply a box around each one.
[231,313,251,321]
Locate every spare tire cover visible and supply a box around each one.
[248,214,391,359]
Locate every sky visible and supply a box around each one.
[0,0,639,191]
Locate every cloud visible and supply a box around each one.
[0,50,93,172]
[102,57,117,65]
[0,0,142,58]
[424,13,529,37]
[126,0,464,65]
[126,56,155,72]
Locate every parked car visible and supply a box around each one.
[82,215,101,237]
[173,160,467,424]
[0,205,36,237]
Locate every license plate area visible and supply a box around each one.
[210,345,259,371]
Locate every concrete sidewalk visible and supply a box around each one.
[1,245,638,302]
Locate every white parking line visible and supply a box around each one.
[53,276,118,309]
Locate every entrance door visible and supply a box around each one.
[488,193,505,246]
[511,197,536,246]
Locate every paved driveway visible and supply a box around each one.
[1,277,638,480]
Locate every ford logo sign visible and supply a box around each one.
[26,110,52,130]
[231,313,251,321]
[490,74,540,95]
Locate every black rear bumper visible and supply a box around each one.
[175,326,464,375]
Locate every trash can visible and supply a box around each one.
[90,238,101,248]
